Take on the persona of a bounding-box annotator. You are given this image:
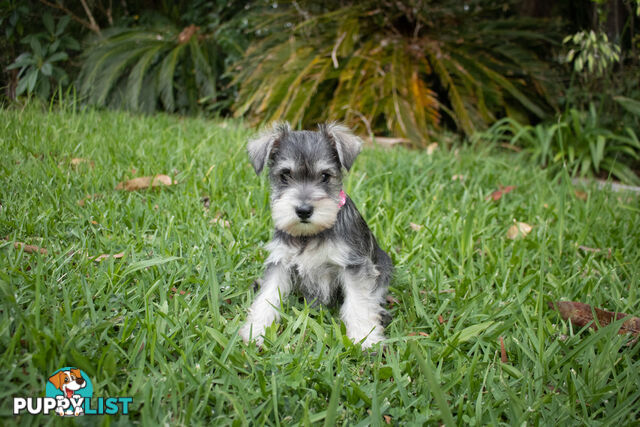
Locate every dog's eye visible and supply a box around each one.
[321,173,330,183]
[64,378,69,383]
[279,169,291,183]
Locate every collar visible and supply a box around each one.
[338,190,346,208]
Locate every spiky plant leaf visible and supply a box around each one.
[232,1,559,143]
[78,26,223,113]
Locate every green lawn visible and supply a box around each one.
[1,106,639,425]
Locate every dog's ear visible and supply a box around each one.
[321,122,363,171]
[247,122,290,175]
[48,372,64,390]
[70,369,82,379]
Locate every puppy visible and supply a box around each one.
[48,368,86,416]
[239,122,393,348]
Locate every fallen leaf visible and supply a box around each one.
[487,185,517,201]
[364,136,410,147]
[438,315,444,324]
[574,190,588,200]
[498,142,522,152]
[115,175,176,191]
[500,336,508,363]
[92,252,125,262]
[210,212,230,227]
[507,221,532,239]
[383,415,392,424]
[178,24,199,44]
[578,245,612,258]
[409,222,423,231]
[70,158,94,168]
[201,196,210,210]
[9,240,48,255]
[90,220,98,225]
[418,332,429,337]
[386,295,400,307]
[77,193,102,206]
[426,142,438,155]
[548,301,640,336]
[451,174,465,181]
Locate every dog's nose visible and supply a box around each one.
[295,204,313,220]
[76,378,85,385]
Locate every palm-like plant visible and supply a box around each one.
[233,1,559,143]
[77,24,221,113]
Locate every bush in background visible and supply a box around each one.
[478,104,640,184]
[7,13,79,99]
[1,0,639,182]
[231,0,560,144]
[77,2,248,114]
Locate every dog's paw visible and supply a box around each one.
[347,327,385,349]
[239,322,265,346]
[74,406,84,416]
[359,332,385,349]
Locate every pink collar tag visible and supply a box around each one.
[338,190,347,208]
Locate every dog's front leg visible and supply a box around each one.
[239,263,291,346]
[340,269,386,349]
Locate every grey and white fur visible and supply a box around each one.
[239,122,393,348]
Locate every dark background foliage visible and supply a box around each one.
[1,0,639,181]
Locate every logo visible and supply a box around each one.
[13,367,132,417]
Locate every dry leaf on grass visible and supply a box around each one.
[115,175,176,191]
[426,142,438,155]
[210,212,230,227]
[486,185,517,201]
[500,336,508,363]
[507,221,532,239]
[409,222,423,231]
[386,295,400,307]
[451,174,465,181]
[364,136,410,148]
[8,240,48,255]
[498,143,522,152]
[70,158,94,168]
[383,415,392,424]
[438,315,445,324]
[77,193,102,206]
[548,301,640,336]
[201,196,210,210]
[574,190,588,200]
[578,245,612,258]
[91,252,125,262]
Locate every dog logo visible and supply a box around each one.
[45,367,93,416]
[13,367,132,416]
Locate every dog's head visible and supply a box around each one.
[48,369,86,398]
[248,122,362,237]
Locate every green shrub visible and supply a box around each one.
[77,25,220,113]
[232,0,560,143]
[479,104,640,184]
[76,3,247,114]
[6,13,79,99]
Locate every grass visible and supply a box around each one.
[1,104,639,425]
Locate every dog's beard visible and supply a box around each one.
[271,188,340,236]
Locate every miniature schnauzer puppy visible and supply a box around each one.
[239,122,393,348]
